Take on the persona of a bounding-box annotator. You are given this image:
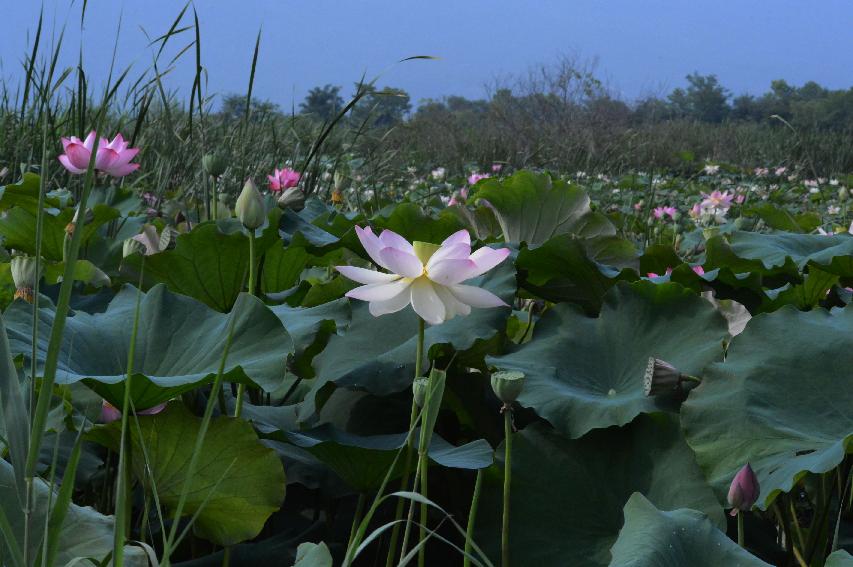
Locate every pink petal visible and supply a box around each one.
[467,247,511,278]
[58,155,86,174]
[427,258,477,285]
[426,242,471,269]
[378,247,423,278]
[336,265,400,284]
[83,131,97,150]
[64,143,92,170]
[448,284,508,308]
[347,278,412,302]
[378,229,415,254]
[95,148,119,171]
[441,229,471,247]
[434,284,471,320]
[105,162,140,178]
[355,226,387,268]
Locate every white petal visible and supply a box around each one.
[426,242,471,269]
[336,265,400,285]
[410,278,447,325]
[448,284,508,308]
[427,258,477,285]
[465,247,511,279]
[379,247,424,278]
[355,226,387,268]
[378,229,415,254]
[441,229,471,247]
[434,284,471,321]
[368,285,413,317]
[347,278,412,302]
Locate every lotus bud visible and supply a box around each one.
[727,463,760,516]
[11,255,38,302]
[277,187,306,212]
[839,187,849,202]
[122,237,146,258]
[412,377,429,408]
[0,167,8,180]
[490,370,526,404]
[643,357,701,398]
[235,178,266,230]
[202,153,228,178]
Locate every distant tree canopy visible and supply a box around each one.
[299,84,344,121]
[219,94,280,122]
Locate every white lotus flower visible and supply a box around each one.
[337,227,510,325]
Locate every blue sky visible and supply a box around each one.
[3,0,852,109]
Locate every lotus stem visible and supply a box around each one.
[737,510,744,548]
[502,406,513,567]
[463,469,484,567]
[384,401,418,567]
[234,231,257,419]
[400,317,427,561]
[347,493,367,550]
[114,257,145,567]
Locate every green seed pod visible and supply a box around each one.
[235,178,266,230]
[490,370,526,404]
[202,153,228,178]
[412,377,429,408]
[277,187,306,212]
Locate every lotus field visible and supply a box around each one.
[3,10,853,567]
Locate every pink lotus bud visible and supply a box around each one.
[727,463,760,515]
[100,400,167,423]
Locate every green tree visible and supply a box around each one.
[299,84,344,121]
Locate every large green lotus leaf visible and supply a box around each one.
[262,243,310,294]
[282,425,493,492]
[4,285,291,409]
[129,215,281,311]
[746,203,821,233]
[475,416,723,567]
[705,231,853,277]
[0,204,118,261]
[0,173,61,212]
[271,298,351,378]
[88,403,286,546]
[371,202,465,246]
[280,198,360,251]
[0,459,149,566]
[489,281,728,438]
[608,493,770,567]
[471,170,615,247]
[517,234,639,313]
[311,259,516,396]
[682,304,853,509]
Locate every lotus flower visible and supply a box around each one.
[700,190,734,212]
[491,163,503,173]
[727,463,760,516]
[653,206,677,220]
[468,172,490,185]
[101,400,167,423]
[267,167,301,192]
[337,228,510,325]
[58,131,140,177]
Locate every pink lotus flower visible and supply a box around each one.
[647,267,673,279]
[337,228,510,325]
[491,163,503,173]
[692,265,705,276]
[468,172,490,185]
[735,194,745,204]
[100,400,167,423]
[653,206,677,220]
[700,190,734,212]
[727,463,760,516]
[689,203,702,219]
[59,131,140,177]
[267,167,301,192]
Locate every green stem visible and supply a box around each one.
[463,470,484,567]
[212,176,219,220]
[113,257,145,567]
[221,547,231,567]
[737,510,744,548]
[384,401,419,567]
[347,493,367,550]
[400,318,427,562]
[502,408,513,567]
[233,231,256,419]
[418,449,428,567]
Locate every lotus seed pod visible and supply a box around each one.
[490,370,526,404]
[412,377,429,408]
[202,153,228,178]
[643,357,700,398]
[235,178,266,230]
[122,237,146,258]
[277,187,306,212]
[727,463,760,515]
[11,255,38,303]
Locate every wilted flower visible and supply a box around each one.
[235,178,266,229]
[101,400,167,423]
[468,172,490,185]
[58,131,140,177]
[643,357,700,397]
[653,206,677,220]
[11,256,38,303]
[337,228,510,325]
[728,463,760,515]
[267,167,301,193]
[131,225,177,255]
